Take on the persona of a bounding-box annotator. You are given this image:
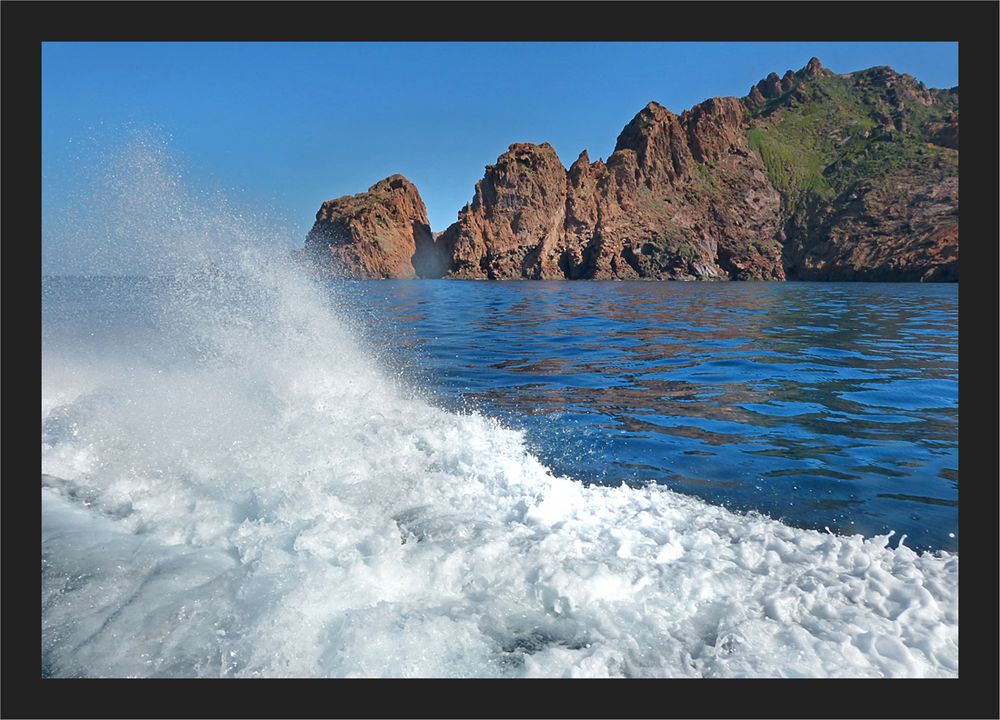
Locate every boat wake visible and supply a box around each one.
[41,139,958,678]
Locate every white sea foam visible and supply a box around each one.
[41,139,958,678]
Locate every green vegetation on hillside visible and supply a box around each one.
[745,71,957,213]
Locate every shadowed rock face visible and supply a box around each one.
[306,58,958,281]
[781,175,959,281]
[304,175,439,279]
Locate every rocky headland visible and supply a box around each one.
[304,58,958,281]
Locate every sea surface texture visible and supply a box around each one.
[40,146,958,678]
[344,280,959,552]
[42,276,958,679]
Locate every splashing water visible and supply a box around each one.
[41,139,958,678]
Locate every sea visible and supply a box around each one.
[41,146,958,678]
[345,279,959,552]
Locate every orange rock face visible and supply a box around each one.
[305,58,957,282]
[305,175,437,279]
[439,143,569,279]
[436,97,784,280]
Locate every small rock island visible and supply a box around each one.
[305,59,958,282]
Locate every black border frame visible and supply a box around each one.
[4,2,998,718]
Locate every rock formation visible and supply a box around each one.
[439,142,570,279]
[304,175,438,279]
[305,58,958,281]
[757,62,960,281]
[434,96,785,281]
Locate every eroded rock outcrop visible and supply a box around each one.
[306,57,958,282]
[437,95,784,280]
[304,175,439,279]
[438,143,569,279]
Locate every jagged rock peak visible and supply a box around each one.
[569,149,591,174]
[746,57,834,109]
[802,57,825,77]
[612,100,695,185]
[314,174,422,222]
[304,57,957,284]
[683,96,749,163]
[616,101,676,142]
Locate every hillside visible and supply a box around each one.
[304,58,958,281]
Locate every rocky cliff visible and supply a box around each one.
[305,58,958,281]
[304,175,438,279]
[744,60,958,281]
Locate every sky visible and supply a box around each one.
[42,42,958,274]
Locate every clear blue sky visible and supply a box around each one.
[42,42,958,274]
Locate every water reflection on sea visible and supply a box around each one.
[345,280,958,552]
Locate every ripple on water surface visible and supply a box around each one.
[344,281,959,552]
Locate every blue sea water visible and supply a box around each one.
[339,280,958,552]
[38,143,959,677]
[42,272,960,678]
